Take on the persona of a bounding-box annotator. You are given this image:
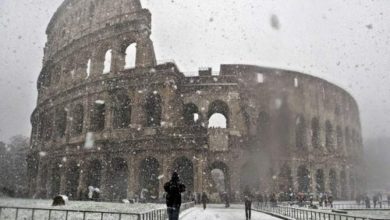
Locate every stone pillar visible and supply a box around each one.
[127,156,139,198]
[91,49,104,77]
[99,160,109,200]
[59,167,67,195]
[111,40,125,73]
[136,37,156,68]
[77,165,87,200]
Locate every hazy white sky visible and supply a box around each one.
[0,0,389,142]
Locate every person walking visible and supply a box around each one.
[164,172,186,220]
[201,192,209,209]
[244,195,252,220]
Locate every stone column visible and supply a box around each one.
[77,165,87,200]
[136,37,156,68]
[111,40,126,73]
[127,155,139,198]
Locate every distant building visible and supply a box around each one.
[27,0,365,201]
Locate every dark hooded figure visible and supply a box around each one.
[164,172,186,220]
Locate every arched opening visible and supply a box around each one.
[90,101,105,132]
[139,157,160,199]
[295,115,306,150]
[72,104,84,135]
[124,44,136,69]
[86,58,91,78]
[325,120,334,150]
[240,161,260,193]
[208,113,227,128]
[311,117,320,148]
[315,169,325,193]
[85,160,102,189]
[173,157,194,192]
[278,164,293,192]
[183,103,200,126]
[55,108,67,138]
[145,93,162,127]
[340,170,347,199]
[109,158,128,201]
[103,49,112,74]
[210,161,230,194]
[257,112,270,148]
[113,92,131,129]
[329,169,338,198]
[65,161,80,199]
[297,165,310,193]
[50,161,62,197]
[336,126,343,150]
[208,100,229,128]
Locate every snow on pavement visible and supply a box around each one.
[180,204,281,220]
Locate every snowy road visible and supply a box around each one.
[180,204,281,220]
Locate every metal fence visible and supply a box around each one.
[253,203,388,220]
[330,201,390,210]
[0,202,194,220]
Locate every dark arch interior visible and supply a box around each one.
[297,165,310,193]
[65,161,80,199]
[139,157,160,198]
[173,157,194,192]
[145,93,162,127]
[210,161,230,195]
[86,160,102,188]
[183,103,200,126]
[109,158,128,201]
[113,91,131,129]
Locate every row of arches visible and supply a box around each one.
[39,42,137,90]
[36,98,232,141]
[278,164,354,199]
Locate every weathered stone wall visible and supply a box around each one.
[28,0,364,202]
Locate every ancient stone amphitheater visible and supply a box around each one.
[27,0,365,202]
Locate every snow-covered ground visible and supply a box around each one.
[180,204,280,220]
[0,198,166,220]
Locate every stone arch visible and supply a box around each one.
[240,160,260,193]
[145,92,162,127]
[278,164,293,192]
[315,169,325,193]
[325,120,334,150]
[85,159,102,189]
[50,160,62,197]
[183,103,201,126]
[65,160,80,199]
[139,157,160,198]
[113,90,131,129]
[71,104,84,135]
[311,117,320,148]
[297,165,310,193]
[90,101,105,132]
[55,107,67,138]
[329,169,338,198]
[173,157,194,192]
[257,111,271,148]
[295,115,306,150]
[209,161,230,194]
[108,157,128,201]
[208,100,229,128]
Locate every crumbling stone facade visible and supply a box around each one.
[27,0,365,202]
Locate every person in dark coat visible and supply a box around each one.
[244,195,252,220]
[164,172,186,220]
[201,192,209,209]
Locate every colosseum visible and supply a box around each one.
[27,0,365,202]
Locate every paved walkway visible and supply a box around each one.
[180,204,281,220]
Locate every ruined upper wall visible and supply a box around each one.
[44,0,143,61]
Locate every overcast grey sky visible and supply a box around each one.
[0,0,389,142]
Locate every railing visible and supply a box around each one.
[0,202,195,220]
[253,203,387,220]
[330,201,390,210]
